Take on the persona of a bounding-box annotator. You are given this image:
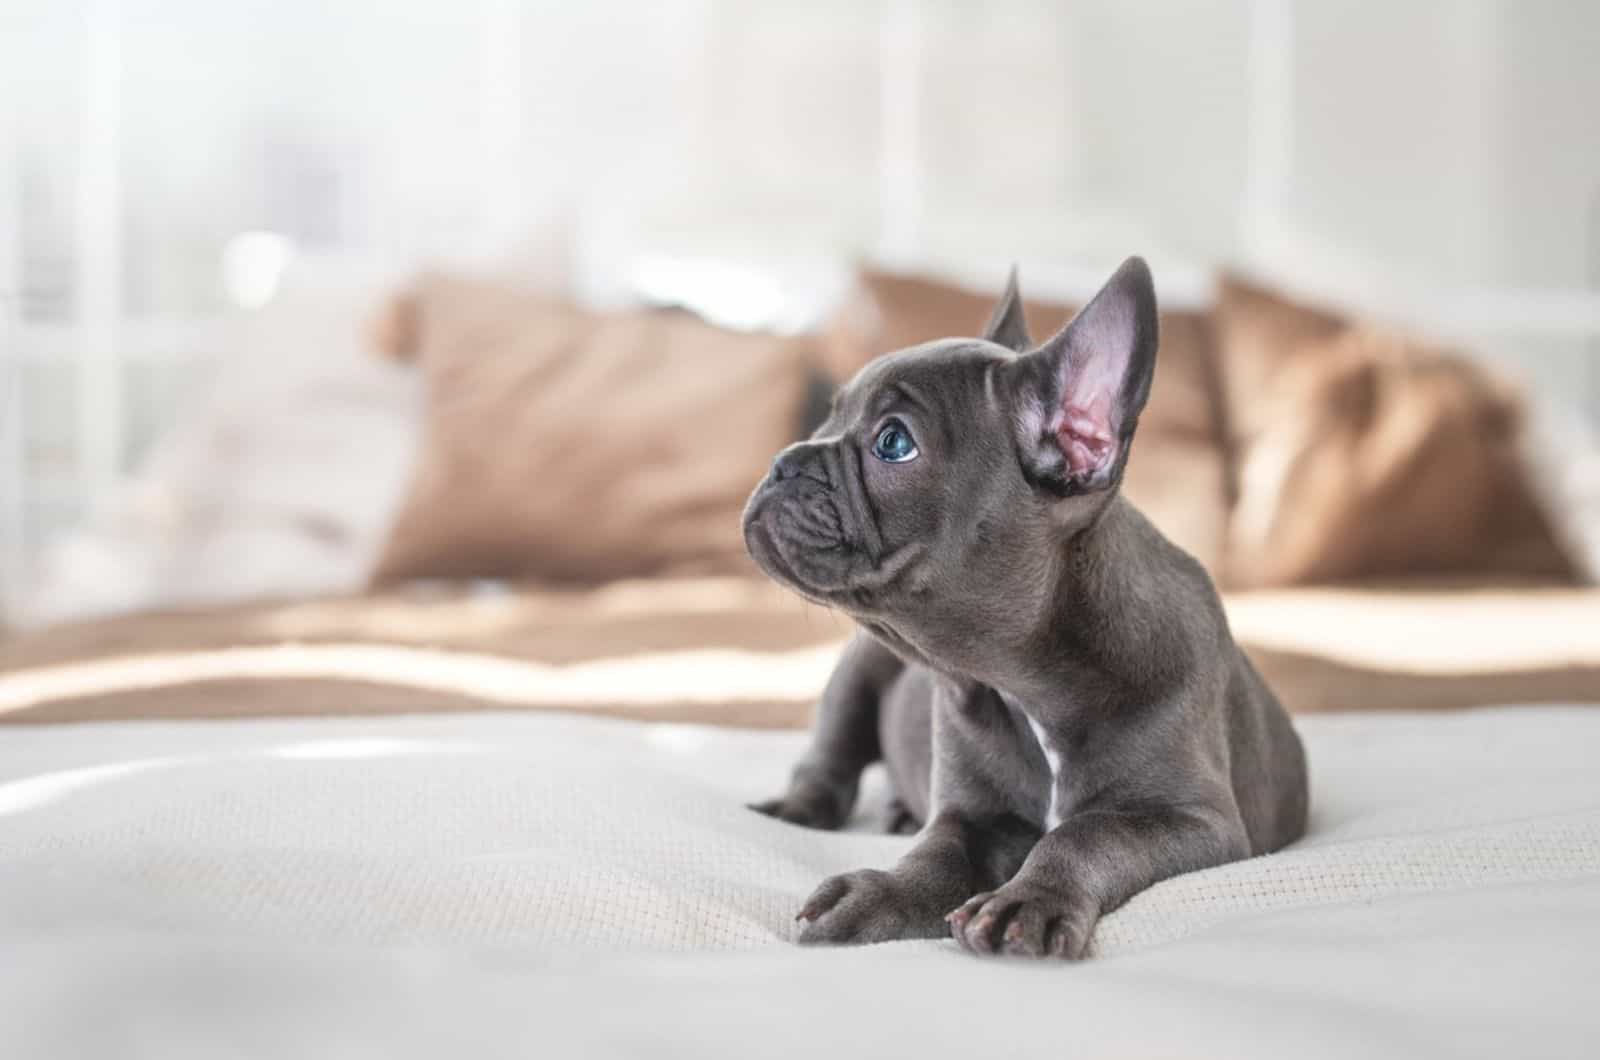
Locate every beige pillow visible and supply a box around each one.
[1212,274,1347,456]
[371,274,814,584]
[822,266,1232,577]
[1220,311,1575,586]
[822,266,1078,383]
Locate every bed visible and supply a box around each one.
[3,576,1599,1057]
[2,703,1598,1058]
[6,258,1600,1056]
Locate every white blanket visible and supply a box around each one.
[3,706,1598,1058]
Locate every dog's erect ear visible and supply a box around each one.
[1011,256,1158,495]
[981,266,1032,353]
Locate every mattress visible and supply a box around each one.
[2,576,1599,726]
[3,705,1599,1057]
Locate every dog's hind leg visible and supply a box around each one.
[884,800,920,835]
[749,631,903,830]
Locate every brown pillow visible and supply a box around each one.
[822,266,1077,383]
[1212,274,1347,455]
[371,274,814,584]
[1221,317,1575,586]
[822,265,1231,577]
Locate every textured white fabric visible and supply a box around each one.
[2,706,1599,1058]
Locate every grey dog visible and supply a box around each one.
[742,257,1308,959]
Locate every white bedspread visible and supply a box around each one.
[3,707,1598,1058]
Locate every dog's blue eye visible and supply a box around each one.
[872,420,919,463]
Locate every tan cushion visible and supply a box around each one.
[1212,274,1346,450]
[822,267,1078,383]
[1215,276,1574,586]
[371,274,815,584]
[823,266,1230,576]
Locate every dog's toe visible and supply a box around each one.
[796,870,901,943]
[747,779,850,830]
[950,883,1093,960]
[748,797,819,828]
[1000,903,1050,958]
[793,869,948,945]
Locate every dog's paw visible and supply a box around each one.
[945,881,1096,959]
[748,779,851,830]
[794,869,940,945]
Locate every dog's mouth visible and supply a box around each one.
[742,480,862,606]
[742,516,811,597]
[744,472,935,630]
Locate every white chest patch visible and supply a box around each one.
[1025,716,1065,830]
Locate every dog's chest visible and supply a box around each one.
[996,691,1067,831]
[1022,716,1066,829]
[934,674,1072,831]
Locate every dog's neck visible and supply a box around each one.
[859,494,1191,711]
[959,496,1194,711]
[1037,496,1199,703]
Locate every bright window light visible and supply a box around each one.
[220,230,294,309]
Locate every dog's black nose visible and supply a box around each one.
[771,449,805,482]
[772,442,829,484]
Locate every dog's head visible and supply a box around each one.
[742,257,1159,666]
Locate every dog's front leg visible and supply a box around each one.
[750,633,904,830]
[795,810,1037,945]
[947,801,1248,959]
[796,677,1041,945]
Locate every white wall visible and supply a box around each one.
[1236,0,1600,412]
[2,0,1598,602]
[1252,0,1600,293]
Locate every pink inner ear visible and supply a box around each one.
[1053,397,1115,479]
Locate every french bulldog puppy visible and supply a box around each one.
[743,257,1308,959]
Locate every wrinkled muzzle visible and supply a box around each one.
[741,440,878,601]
